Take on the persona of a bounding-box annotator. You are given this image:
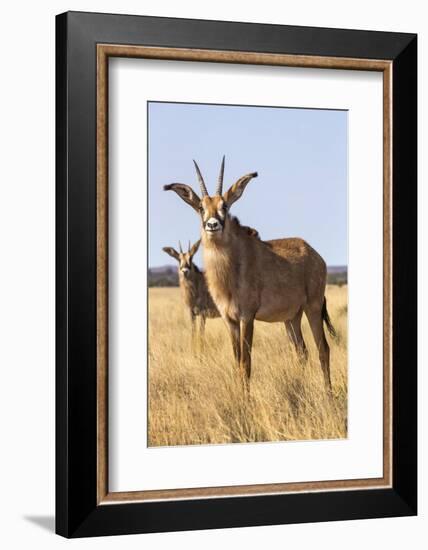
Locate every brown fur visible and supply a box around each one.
[164,165,334,390]
[162,241,219,340]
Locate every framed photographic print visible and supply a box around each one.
[56,11,417,538]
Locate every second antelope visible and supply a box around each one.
[162,239,220,339]
[164,158,336,391]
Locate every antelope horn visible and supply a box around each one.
[193,160,208,197]
[179,241,183,254]
[216,155,225,196]
[188,240,191,253]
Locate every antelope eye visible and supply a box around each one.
[222,204,228,211]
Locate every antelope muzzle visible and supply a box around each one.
[204,217,224,237]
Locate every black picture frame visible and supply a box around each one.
[56,11,417,538]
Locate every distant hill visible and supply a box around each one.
[148,265,178,287]
[150,265,176,274]
[327,265,347,274]
[148,264,347,287]
[327,265,347,285]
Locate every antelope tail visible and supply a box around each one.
[322,297,337,338]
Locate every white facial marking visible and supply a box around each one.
[205,217,221,232]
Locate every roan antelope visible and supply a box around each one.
[162,239,220,338]
[164,157,336,390]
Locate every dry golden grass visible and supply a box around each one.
[148,285,347,447]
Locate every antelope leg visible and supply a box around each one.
[240,318,254,385]
[285,308,308,361]
[305,306,332,390]
[224,317,241,367]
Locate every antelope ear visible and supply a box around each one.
[189,239,201,258]
[223,172,258,207]
[162,247,180,261]
[163,183,201,213]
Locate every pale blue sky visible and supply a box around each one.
[148,102,347,268]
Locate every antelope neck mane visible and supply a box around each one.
[229,216,261,239]
[202,215,262,270]
[202,215,261,255]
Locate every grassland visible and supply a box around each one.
[148,285,348,447]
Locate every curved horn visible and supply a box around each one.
[193,160,208,197]
[216,155,225,196]
[179,241,183,254]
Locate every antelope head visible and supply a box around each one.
[162,239,201,278]
[164,157,258,242]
